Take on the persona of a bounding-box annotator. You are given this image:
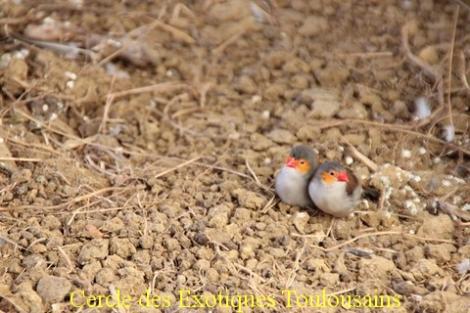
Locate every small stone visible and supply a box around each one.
[425,244,456,263]
[411,259,444,280]
[95,268,116,285]
[232,207,252,222]
[15,283,44,313]
[235,76,256,94]
[207,203,232,228]
[163,237,181,251]
[301,88,341,118]
[298,16,328,36]
[102,217,125,232]
[250,133,273,151]
[292,212,310,233]
[296,125,321,141]
[206,268,219,282]
[78,239,109,263]
[266,129,296,144]
[140,235,153,249]
[305,258,330,272]
[337,101,368,119]
[418,46,439,65]
[110,237,136,258]
[418,214,454,239]
[401,149,412,158]
[36,276,72,303]
[194,259,211,271]
[232,188,266,210]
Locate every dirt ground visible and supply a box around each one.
[0,0,469,312]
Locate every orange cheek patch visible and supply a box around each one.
[321,172,335,184]
[297,160,310,174]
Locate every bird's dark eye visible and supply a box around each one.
[329,171,335,176]
[300,160,305,165]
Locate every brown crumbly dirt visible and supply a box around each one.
[0,1,469,313]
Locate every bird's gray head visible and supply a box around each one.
[314,161,349,185]
[283,144,317,178]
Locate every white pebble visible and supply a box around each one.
[106,38,122,47]
[13,49,29,59]
[408,229,415,235]
[148,100,157,109]
[0,53,12,68]
[42,104,48,112]
[345,156,353,165]
[402,0,413,9]
[457,259,470,275]
[66,80,75,89]
[64,71,77,80]
[418,147,426,155]
[405,200,418,215]
[261,110,270,119]
[263,158,271,165]
[413,175,421,182]
[49,113,58,121]
[442,180,451,187]
[0,137,4,143]
[401,149,412,158]
[411,295,422,302]
[380,176,391,186]
[442,125,455,142]
[228,132,240,140]
[463,203,470,212]
[43,16,55,25]
[338,145,344,152]
[433,157,441,164]
[251,95,262,104]
[414,97,431,120]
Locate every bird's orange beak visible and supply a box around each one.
[337,171,349,182]
[285,156,298,168]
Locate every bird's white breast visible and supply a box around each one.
[308,179,361,217]
[275,167,311,208]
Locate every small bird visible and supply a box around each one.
[275,144,317,208]
[308,161,362,217]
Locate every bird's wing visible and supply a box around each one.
[345,168,360,196]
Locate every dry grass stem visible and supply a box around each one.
[445,6,460,128]
[108,82,188,100]
[342,139,378,171]
[154,156,201,179]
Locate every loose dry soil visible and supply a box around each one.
[0,1,469,313]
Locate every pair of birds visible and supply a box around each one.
[275,145,362,217]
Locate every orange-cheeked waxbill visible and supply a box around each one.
[308,161,362,217]
[275,145,317,208]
